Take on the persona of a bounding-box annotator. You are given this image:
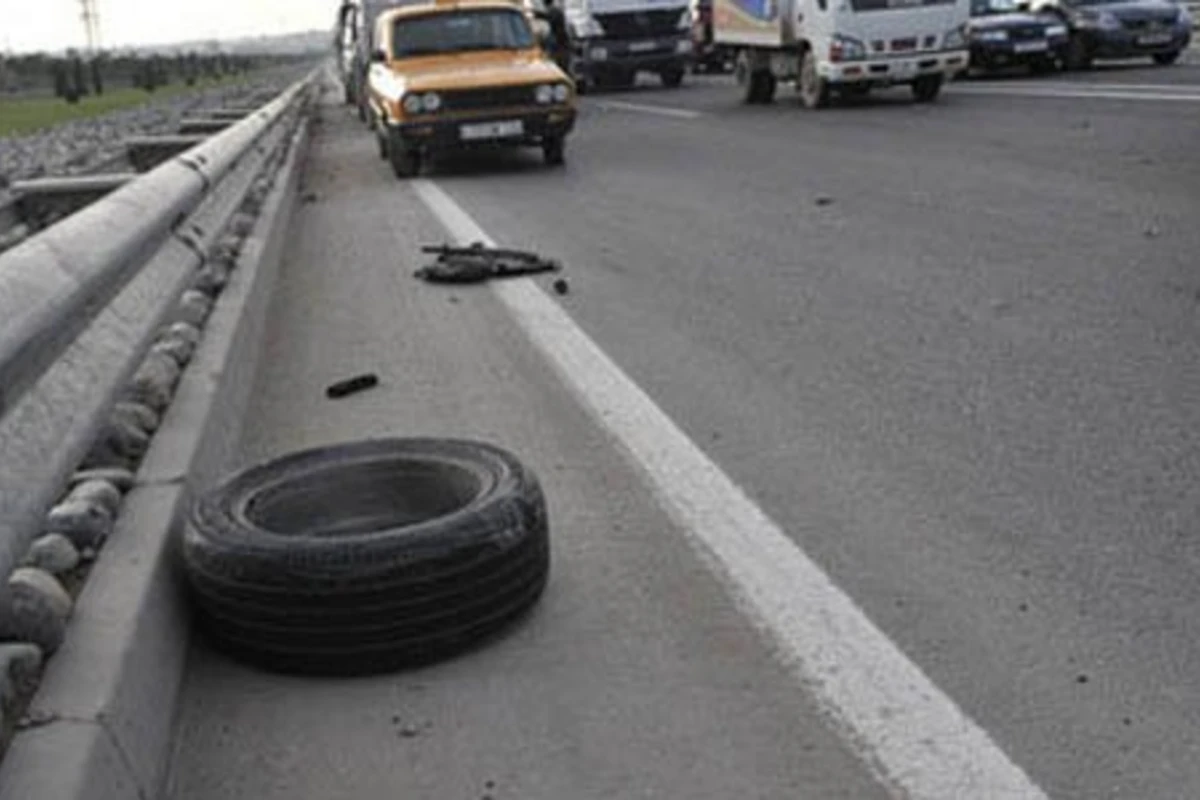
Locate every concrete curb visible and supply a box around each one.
[0,113,311,800]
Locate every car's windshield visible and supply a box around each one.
[392,9,534,58]
[970,0,1021,14]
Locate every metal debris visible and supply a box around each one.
[415,242,562,284]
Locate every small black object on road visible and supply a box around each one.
[326,373,379,399]
[415,241,562,284]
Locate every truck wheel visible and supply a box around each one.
[911,74,943,103]
[388,133,421,178]
[543,135,566,166]
[660,66,685,88]
[798,50,829,109]
[181,438,550,675]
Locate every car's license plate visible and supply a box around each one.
[629,40,658,52]
[892,61,917,78]
[1013,40,1048,53]
[460,120,524,141]
[1137,32,1173,45]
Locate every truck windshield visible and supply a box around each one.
[392,9,535,57]
[851,0,954,11]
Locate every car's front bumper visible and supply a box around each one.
[970,36,1069,68]
[823,50,970,84]
[1079,25,1191,57]
[389,107,576,151]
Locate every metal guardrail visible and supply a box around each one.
[0,70,318,630]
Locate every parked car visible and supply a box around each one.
[365,0,577,177]
[968,0,1070,73]
[1031,0,1193,68]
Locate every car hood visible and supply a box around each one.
[392,51,567,93]
[970,11,1058,29]
[1075,0,1180,21]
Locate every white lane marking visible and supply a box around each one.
[951,85,1200,103]
[967,81,1200,93]
[591,99,702,119]
[412,179,1048,800]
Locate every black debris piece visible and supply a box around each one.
[415,242,562,284]
[815,196,835,206]
[553,278,570,296]
[326,373,379,399]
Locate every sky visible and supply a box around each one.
[0,0,336,53]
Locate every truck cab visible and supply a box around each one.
[564,0,696,90]
[715,0,970,107]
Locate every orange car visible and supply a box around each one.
[366,0,577,177]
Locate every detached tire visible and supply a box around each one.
[182,438,550,675]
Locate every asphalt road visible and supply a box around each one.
[169,60,1200,800]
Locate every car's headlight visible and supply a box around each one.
[552,83,570,102]
[1179,6,1192,26]
[944,25,968,48]
[421,92,441,112]
[973,29,1009,42]
[677,8,693,29]
[831,33,867,61]
[1044,23,1068,37]
[535,84,554,104]
[590,46,609,60]
[402,94,423,114]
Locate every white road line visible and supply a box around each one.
[967,81,1200,93]
[951,86,1200,103]
[591,99,703,119]
[412,179,1048,800]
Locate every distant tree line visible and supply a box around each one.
[0,50,306,102]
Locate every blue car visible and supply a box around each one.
[969,0,1071,73]
[1033,0,1193,68]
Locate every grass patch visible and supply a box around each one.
[0,76,252,138]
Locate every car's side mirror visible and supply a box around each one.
[370,49,387,63]
[1015,0,1030,9]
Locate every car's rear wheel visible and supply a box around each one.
[1153,50,1181,66]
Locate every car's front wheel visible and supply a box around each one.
[660,66,685,88]
[1153,50,1181,66]
[911,74,943,103]
[1065,34,1093,70]
[388,133,421,179]
[543,136,566,166]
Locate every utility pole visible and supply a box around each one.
[80,0,101,54]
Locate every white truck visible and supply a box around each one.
[713,0,970,107]
[565,0,696,90]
